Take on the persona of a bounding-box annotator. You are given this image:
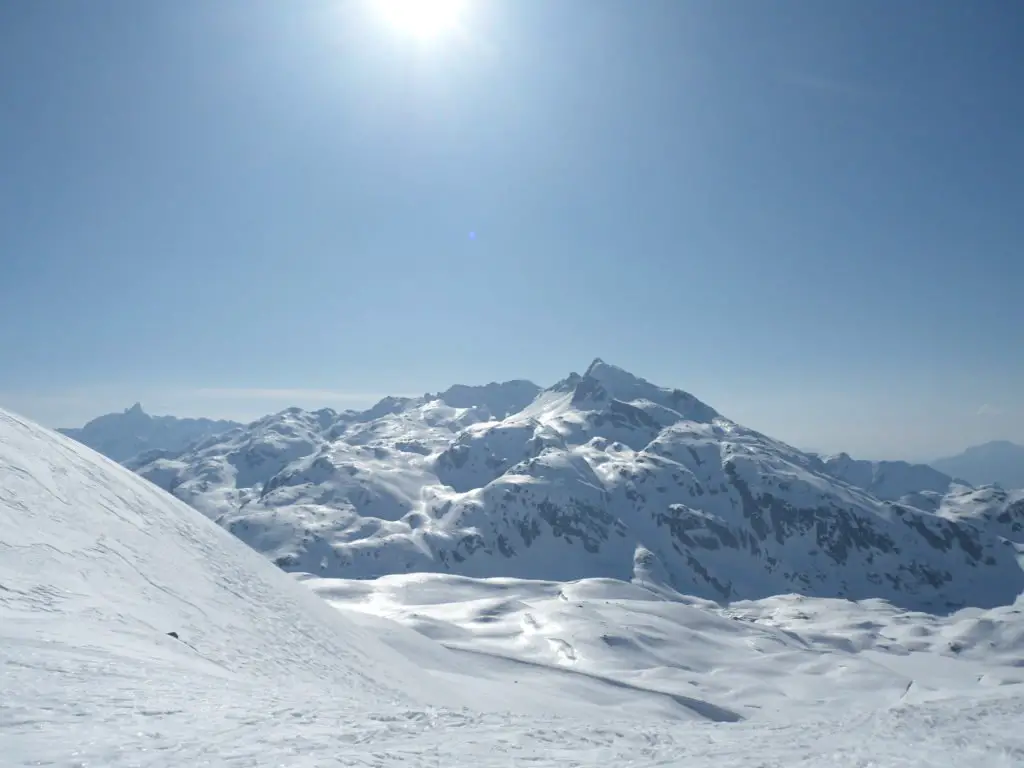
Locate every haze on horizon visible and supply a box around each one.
[2,1,1021,462]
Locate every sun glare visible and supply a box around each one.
[375,0,467,40]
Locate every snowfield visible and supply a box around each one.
[4,375,1024,765]
[305,573,1024,719]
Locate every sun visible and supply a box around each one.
[374,0,468,40]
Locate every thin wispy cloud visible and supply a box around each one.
[976,403,1005,417]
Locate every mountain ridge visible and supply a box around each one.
[59,403,241,463]
[932,440,1024,490]
[125,360,1023,611]
[818,452,967,501]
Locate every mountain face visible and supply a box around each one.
[932,441,1024,490]
[59,403,241,462]
[131,360,1024,611]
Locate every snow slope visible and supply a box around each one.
[0,407,454,703]
[133,360,1024,611]
[3,406,1024,766]
[307,572,1024,720]
[59,402,240,462]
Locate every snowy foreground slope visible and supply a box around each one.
[133,359,1023,611]
[3,407,1024,766]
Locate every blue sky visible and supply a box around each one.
[1,0,1021,459]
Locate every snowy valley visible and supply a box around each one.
[4,361,1023,766]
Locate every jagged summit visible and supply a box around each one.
[59,406,241,463]
[568,358,720,425]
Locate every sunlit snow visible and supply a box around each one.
[3,406,1023,766]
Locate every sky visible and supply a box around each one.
[1,0,1021,461]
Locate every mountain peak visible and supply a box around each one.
[571,358,639,406]
[573,360,719,422]
[59,406,240,463]
[581,358,647,391]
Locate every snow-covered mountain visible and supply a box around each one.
[59,402,240,462]
[428,379,542,418]
[932,440,1024,490]
[819,453,963,501]
[5,405,1024,767]
[132,359,1024,611]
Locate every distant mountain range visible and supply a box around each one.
[55,364,1022,612]
[931,441,1024,491]
[47,359,1020,613]
[59,403,240,463]
[819,453,963,501]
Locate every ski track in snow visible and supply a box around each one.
[3,403,1024,766]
